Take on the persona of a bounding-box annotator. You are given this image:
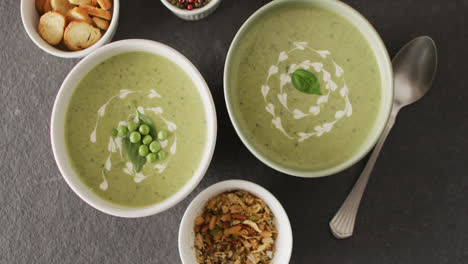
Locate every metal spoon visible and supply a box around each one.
[329,36,438,239]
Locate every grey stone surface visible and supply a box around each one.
[1,0,467,263]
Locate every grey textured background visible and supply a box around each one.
[1,0,467,263]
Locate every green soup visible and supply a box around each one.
[228,4,382,171]
[65,52,207,207]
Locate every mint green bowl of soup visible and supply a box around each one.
[224,0,393,177]
[51,39,217,217]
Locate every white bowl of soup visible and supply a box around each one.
[51,39,217,217]
[224,0,393,177]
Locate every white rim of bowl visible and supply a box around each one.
[223,0,393,178]
[50,39,217,217]
[178,180,293,264]
[20,0,120,58]
[160,0,220,15]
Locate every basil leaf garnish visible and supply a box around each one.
[130,104,158,138]
[122,137,146,173]
[292,69,322,95]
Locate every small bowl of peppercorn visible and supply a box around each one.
[161,0,221,21]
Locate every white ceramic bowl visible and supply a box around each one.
[179,180,293,264]
[20,0,120,58]
[224,0,393,178]
[160,0,222,21]
[50,39,217,217]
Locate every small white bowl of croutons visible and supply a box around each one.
[21,0,119,58]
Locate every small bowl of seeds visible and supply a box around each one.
[179,180,293,264]
[160,0,221,21]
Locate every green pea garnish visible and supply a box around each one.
[147,153,157,163]
[128,121,138,132]
[138,145,149,157]
[139,124,150,136]
[149,141,161,153]
[157,151,166,161]
[142,135,153,145]
[117,125,128,136]
[158,130,168,141]
[129,131,141,143]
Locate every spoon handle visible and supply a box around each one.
[329,113,397,239]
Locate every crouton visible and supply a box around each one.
[36,0,52,14]
[38,11,66,45]
[97,0,112,10]
[68,0,98,6]
[50,0,74,15]
[79,4,111,20]
[63,21,101,51]
[92,16,109,30]
[66,7,93,24]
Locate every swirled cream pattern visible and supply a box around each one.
[261,42,352,142]
[89,89,177,190]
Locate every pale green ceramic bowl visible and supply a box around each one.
[224,0,393,178]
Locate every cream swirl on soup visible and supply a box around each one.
[261,41,353,142]
[65,52,208,207]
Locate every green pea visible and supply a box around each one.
[111,128,118,137]
[128,121,138,132]
[139,124,150,135]
[158,130,168,140]
[138,145,149,157]
[117,125,128,136]
[129,131,141,143]
[157,151,166,160]
[147,153,157,163]
[142,135,153,145]
[149,141,161,153]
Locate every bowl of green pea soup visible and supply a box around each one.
[224,0,394,177]
[51,39,217,217]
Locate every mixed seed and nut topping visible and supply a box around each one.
[194,191,277,264]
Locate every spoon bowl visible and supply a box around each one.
[393,36,438,109]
